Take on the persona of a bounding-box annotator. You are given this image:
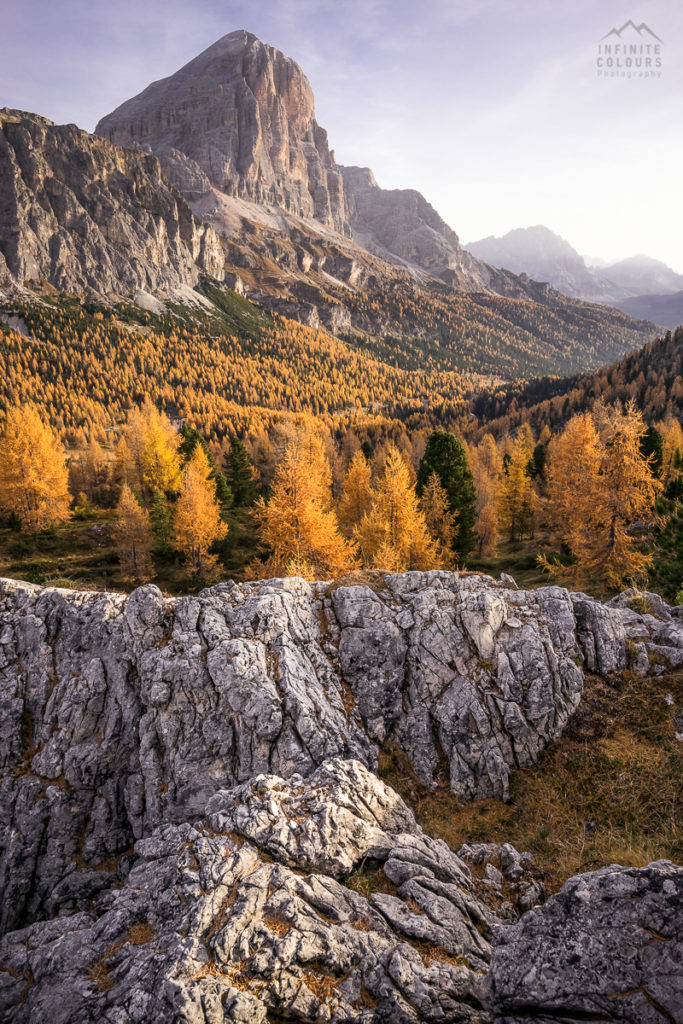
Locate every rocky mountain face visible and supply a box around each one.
[0,571,682,1021]
[94,31,521,291]
[0,109,224,298]
[96,31,348,235]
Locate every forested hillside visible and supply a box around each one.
[473,326,683,439]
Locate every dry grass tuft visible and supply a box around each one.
[263,913,292,937]
[410,940,470,968]
[379,670,683,892]
[344,867,397,899]
[327,570,390,595]
[302,970,338,1003]
[127,922,156,946]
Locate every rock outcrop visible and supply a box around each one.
[1,572,682,942]
[0,109,225,298]
[96,31,348,235]
[1,572,682,1021]
[0,757,680,1022]
[0,760,497,1023]
[341,165,493,284]
[488,860,683,1023]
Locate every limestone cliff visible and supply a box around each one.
[94,31,513,287]
[0,109,225,297]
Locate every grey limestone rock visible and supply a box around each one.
[96,31,349,235]
[0,760,495,1023]
[488,860,683,1023]
[0,109,224,297]
[1,570,681,939]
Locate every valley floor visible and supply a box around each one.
[0,515,599,599]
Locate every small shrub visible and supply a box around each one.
[627,593,655,616]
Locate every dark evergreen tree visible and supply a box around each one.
[360,440,373,462]
[416,430,476,560]
[528,442,548,481]
[649,502,683,603]
[179,424,212,464]
[225,437,259,506]
[640,425,663,478]
[150,488,173,552]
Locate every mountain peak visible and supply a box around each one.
[95,29,346,230]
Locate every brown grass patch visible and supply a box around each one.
[410,940,470,968]
[302,970,338,1003]
[127,922,156,946]
[263,913,292,937]
[87,939,124,992]
[326,570,390,595]
[343,866,398,899]
[379,671,683,892]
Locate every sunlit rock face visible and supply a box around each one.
[0,109,224,296]
[96,30,349,235]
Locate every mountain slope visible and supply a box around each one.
[0,109,224,298]
[614,289,683,330]
[601,254,683,295]
[473,325,683,436]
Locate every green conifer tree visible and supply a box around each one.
[416,431,476,560]
[225,437,259,506]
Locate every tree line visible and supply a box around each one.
[0,397,680,600]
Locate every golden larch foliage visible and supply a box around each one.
[542,404,661,589]
[120,399,181,499]
[497,429,536,541]
[115,483,154,582]
[0,403,71,530]
[475,504,499,558]
[337,451,373,539]
[659,417,683,485]
[544,412,603,546]
[252,433,356,581]
[174,447,228,577]
[584,404,662,588]
[420,471,456,565]
[355,445,443,572]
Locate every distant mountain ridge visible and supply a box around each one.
[466,226,683,319]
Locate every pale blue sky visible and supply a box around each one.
[3,0,682,270]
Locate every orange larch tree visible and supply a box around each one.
[174,446,228,577]
[0,403,71,531]
[355,445,442,572]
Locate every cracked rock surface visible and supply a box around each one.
[0,759,496,1023]
[1,759,681,1023]
[1,573,681,937]
[1,570,682,1022]
[487,861,683,1023]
